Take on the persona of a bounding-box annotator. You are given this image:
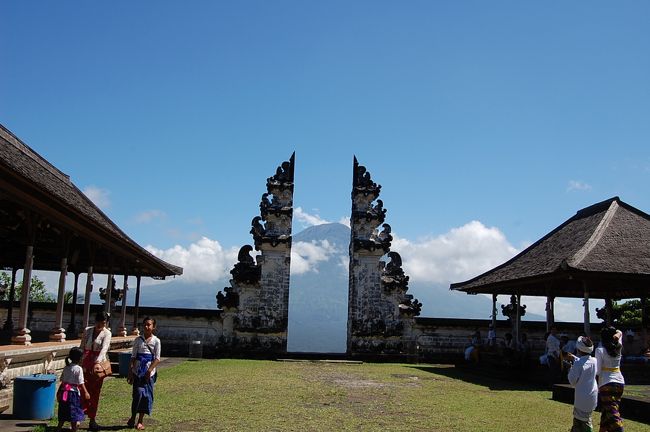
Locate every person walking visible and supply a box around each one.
[567,336,598,432]
[56,347,90,432]
[80,311,112,431]
[127,317,162,431]
[596,326,625,432]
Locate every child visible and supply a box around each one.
[127,317,161,430]
[57,347,90,432]
[567,336,598,432]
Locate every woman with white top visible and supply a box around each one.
[80,311,112,431]
[595,326,625,432]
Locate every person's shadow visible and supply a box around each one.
[43,426,131,431]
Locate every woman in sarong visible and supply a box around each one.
[80,311,112,431]
[595,326,625,432]
[127,317,161,431]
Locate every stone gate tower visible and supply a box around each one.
[216,153,295,355]
[347,157,422,356]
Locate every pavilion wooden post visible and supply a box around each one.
[491,294,497,329]
[81,266,94,335]
[50,255,69,341]
[604,298,614,326]
[131,275,141,336]
[12,245,34,345]
[641,297,649,350]
[118,274,128,337]
[3,268,17,331]
[105,274,113,330]
[515,293,521,343]
[67,272,80,336]
[545,296,555,332]
[583,283,591,337]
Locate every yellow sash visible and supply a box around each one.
[602,367,620,373]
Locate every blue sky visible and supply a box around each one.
[1,2,649,321]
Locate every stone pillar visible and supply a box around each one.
[131,276,141,336]
[118,275,128,337]
[50,256,68,342]
[216,154,294,355]
[81,266,93,335]
[3,268,17,331]
[347,157,421,356]
[12,245,34,345]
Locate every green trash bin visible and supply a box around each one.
[119,351,132,377]
[13,373,57,420]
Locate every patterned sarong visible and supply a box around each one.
[132,352,156,415]
[58,383,85,423]
[598,383,624,432]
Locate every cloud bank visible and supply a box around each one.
[146,237,239,284]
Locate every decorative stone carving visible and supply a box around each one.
[216,153,295,356]
[501,295,526,322]
[348,157,423,356]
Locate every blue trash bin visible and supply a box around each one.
[13,373,57,420]
[119,351,132,377]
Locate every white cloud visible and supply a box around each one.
[294,207,330,227]
[290,240,338,274]
[567,180,592,192]
[83,186,111,209]
[391,221,519,285]
[338,216,351,227]
[134,209,166,224]
[146,237,239,283]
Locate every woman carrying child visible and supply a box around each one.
[567,336,598,432]
[596,326,625,432]
[127,317,161,430]
[57,347,90,432]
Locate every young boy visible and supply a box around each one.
[567,336,598,432]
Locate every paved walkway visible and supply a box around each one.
[0,357,185,432]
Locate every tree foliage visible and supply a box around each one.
[0,271,56,302]
[596,298,648,327]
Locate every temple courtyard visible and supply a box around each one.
[14,358,650,432]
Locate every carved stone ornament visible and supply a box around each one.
[266,153,295,189]
[501,294,526,321]
[399,296,422,317]
[230,245,261,285]
[381,251,409,292]
[216,287,240,310]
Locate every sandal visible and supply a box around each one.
[136,424,145,430]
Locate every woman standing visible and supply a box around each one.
[596,326,625,432]
[80,311,112,431]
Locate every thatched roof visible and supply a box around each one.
[0,124,182,278]
[450,197,650,299]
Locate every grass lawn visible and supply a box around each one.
[38,359,650,432]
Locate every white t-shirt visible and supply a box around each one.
[61,363,84,386]
[568,355,598,418]
[131,335,162,376]
[595,345,625,387]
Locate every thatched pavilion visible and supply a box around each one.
[451,197,650,341]
[0,124,182,345]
